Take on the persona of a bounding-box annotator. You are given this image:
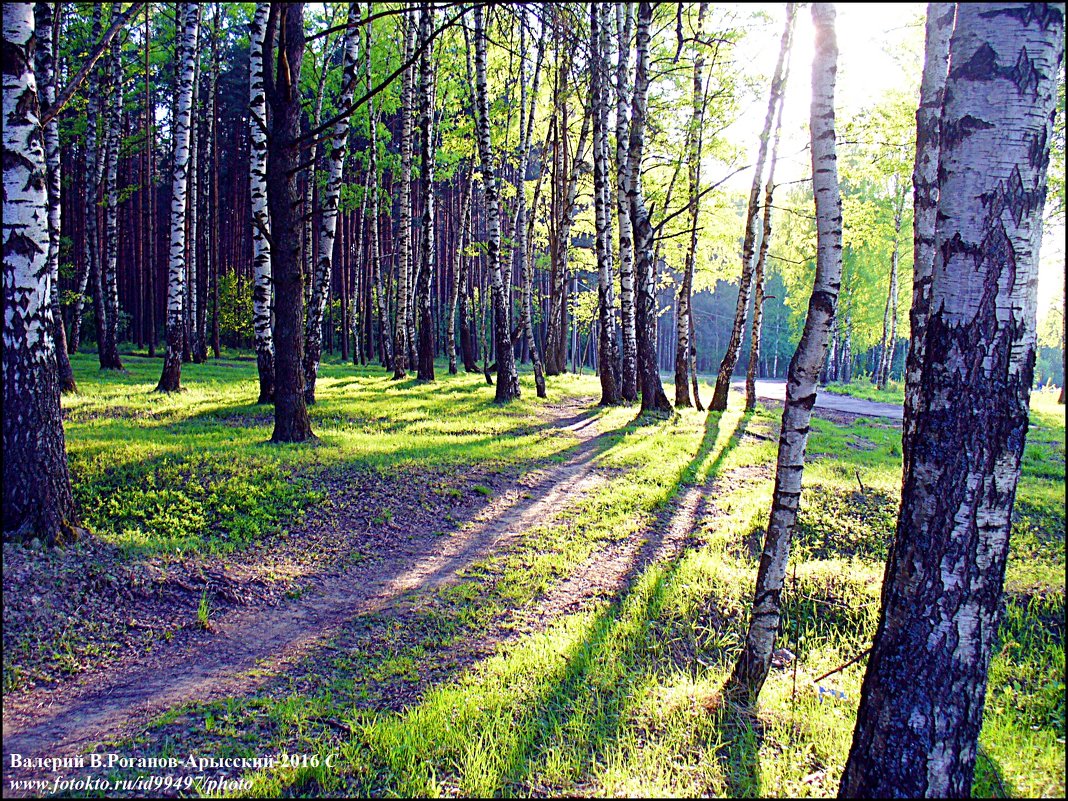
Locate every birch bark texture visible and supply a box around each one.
[591,3,622,406]
[366,6,392,371]
[2,3,77,545]
[841,4,1064,797]
[675,1,710,408]
[156,3,199,392]
[902,2,955,465]
[101,15,124,370]
[392,16,416,380]
[615,3,638,402]
[304,2,361,402]
[416,4,437,382]
[34,1,76,393]
[473,5,520,402]
[249,2,275,403]
[726,1,843,703]
[629,1,671,413]
[710,2,795,411]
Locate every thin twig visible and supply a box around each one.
[812,647,872,685]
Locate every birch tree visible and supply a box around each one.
[415,4,437,382]
[710,3,795,411]
[901,3,955,462]
[591,3,621,405]
[615,2,638,402]
[874,180,906,390]
[34,1,75,393]
[725,2,843,703]
[473,5,520,402]
[249,2,275,403]
[366,5,392,370]
[304,2,361,402]
[515,9,547,398]
[100,16,124,370]
[2,3,77,545]
[392,15,416,380]
[629,1,671,413]
[156,2,199,392]
[447,173,474,374]
[842,4,1064,795]
[675,1,709,408]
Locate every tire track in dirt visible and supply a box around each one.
[1,398,611,785]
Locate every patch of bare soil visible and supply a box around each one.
[1,396,610,790]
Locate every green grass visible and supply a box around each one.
[823,377,905,404]
[46,357,1067,797]
[61,352,589,557]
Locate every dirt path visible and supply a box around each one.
[2,397,610,785]
[731,379,903,420]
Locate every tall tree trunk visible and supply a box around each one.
[365,5,391,371]
[841,5,1063,796]
[591,4,621,406]
[304,2,361,402]
[726,1,843,703]
[68,0,97,356]
[516,12,547,398]
[144,1,156,358]
[265,3,314,442]
[2,3,77,546]
[86,7,108,361]
[876,182,906,389]
[249,2,275,403]
[675,1,710,408]
[35,1,76,392]
[415,4,437,382]
[101,16,124,370]
[901,2,955,459]
[448,173,474,374]
[629,1,671,413]
[156,3,199,392]
[184,37,200,365]
[209,3,221,359]
[473,5,520,402]
[614,2,638,402]
[710,3,796,411]
[392,15,416,379]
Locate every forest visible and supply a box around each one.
[2,1,1065,798]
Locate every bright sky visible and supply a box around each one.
[721,3,1064,322]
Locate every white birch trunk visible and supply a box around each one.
[249,2,275,403]
[156,3,199,392]
[304,2,361,402]
[727,1,843,703]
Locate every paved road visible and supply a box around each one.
[730,379,903,420]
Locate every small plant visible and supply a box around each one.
[472,484,493,497]
[196,590,211,630]
[373,507,394,525]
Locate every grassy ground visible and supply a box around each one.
[14,354,1067,797]
[822,377,905,404]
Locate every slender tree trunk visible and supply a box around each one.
[675,1,709,408]
[629,1,671,413]
[473,5,520,402]
[101,16,124,370]
[209,3,221,359]
[901,2,955,459]
[711,3,796,411]
[249,2,275,403]
[156,3,199,392]
[364,6,391,371]
[591,4,621,405]
[69,6,97,357]
[87,7,108,362]
[416,4,437,382]
[448,172,474,374]
[3,3,78,545]
[614,2,638,402]
[747,190,775,410]
[876,183,905,389]
[184,39,200,365]
[516,12,547,397]
[726,2,843,703]
[392,16,416,379]
[35,1,76,392]
[842,4,1063,796]
[304,2,361,402]
[265,3,314,442]
[144,2,156,358]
